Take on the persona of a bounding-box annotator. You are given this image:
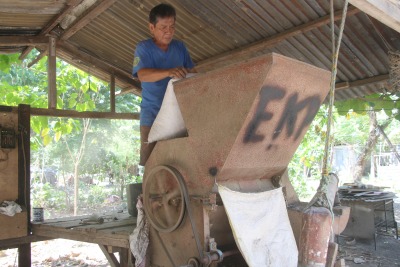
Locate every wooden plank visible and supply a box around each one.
[18,243,31,267]
[17,104,30,223]
[32,225,130,248]
[31,213,134,248]
[28,48,48,68]
[40,0,83,36]
[31,107,139,120]
[0,36,48,46]
[99,244,119,267]
[349,0,400,33]
[0,212,28,240]
[61,0,118,41]
[111,74,116,113]
[0,111,18,202]
[335,74,389,91]
[0,235,51,249]
[48,36,57,109]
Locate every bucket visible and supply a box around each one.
[126,183,142,217]
[32,207,44,222]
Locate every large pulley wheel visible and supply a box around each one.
[143,165,187,233]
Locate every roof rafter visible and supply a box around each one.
[0,36,48,46]
[61,0,118,41]
[21,0,83,62]
[196,6,360,72]
[349,0,400,33]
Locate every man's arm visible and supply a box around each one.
[137,67,190,82]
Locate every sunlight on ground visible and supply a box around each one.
[0,239,111,267]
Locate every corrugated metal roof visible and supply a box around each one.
[1,0,400,99]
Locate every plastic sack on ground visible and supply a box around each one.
[148,73,196,143]
[218,186,298,267]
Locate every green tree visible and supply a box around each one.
[335,92,400,182]
[1,51,141,215]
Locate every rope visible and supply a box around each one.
[322,0,349,175]
[308,1,349,224]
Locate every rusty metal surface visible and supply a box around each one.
[143,53,331,265]
[146,53,330,190]
[299,207,333,267]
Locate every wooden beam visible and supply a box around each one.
[17,1,82,61]
[0,36,48,46]
[349,0,400,33]
[27,49,48,68]
[335,74,389,91]
[17,104,31,221]
[110,74,116,113]
[57,41,141,94]
[18,244,31,267]
[99,245,119,267]
[0,235,51,250]
[48,36,57,109]
[19,47,33,60]
[61,0,118,41]
[31,107,139,120]
[196,6,360,72]
[40,0,83,36]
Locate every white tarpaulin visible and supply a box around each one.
[218,186,298,267]
[148,74,196,143]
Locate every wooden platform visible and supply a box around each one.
[31,212,137,267]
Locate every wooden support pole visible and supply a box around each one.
[110,73,116,113]
[48,36,57,109]
[17,104,31,267]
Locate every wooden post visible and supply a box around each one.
[110,73,116,113]
[18,104,31,267]
[48,36,57,109]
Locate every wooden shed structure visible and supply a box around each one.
[1,0,400,266]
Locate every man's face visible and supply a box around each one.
[149,16,175,47]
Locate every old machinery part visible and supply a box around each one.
[143,165,186,233]
[186,257,200,267]
[144,165,204,263]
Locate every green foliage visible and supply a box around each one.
[288,105,330,199]
[31,183,66,209]
[0,54,20,72]
[1,51,141,216]
[335,92,400,120]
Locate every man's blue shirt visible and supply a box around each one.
[132,39,195,126]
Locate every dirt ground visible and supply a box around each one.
[336,199,400,267]
[0,200,399,267]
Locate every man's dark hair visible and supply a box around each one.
[149,3,176,25]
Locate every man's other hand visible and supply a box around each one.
[168,67,188,79]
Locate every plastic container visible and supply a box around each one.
[32,207,44,222]
[126,183,142,217]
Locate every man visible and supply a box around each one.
[132,3,196,166]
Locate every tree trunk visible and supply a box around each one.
[353,110,391,183]
[73,163,79,215]
[353,109,378,183]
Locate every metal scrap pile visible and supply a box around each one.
[338,183,397,202]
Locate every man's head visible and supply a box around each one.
[149,3,176,48]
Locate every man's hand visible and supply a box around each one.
[168,67,188,79]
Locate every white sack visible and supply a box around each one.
[218,186,298,267]
[0,201,22,216]
[148,74,196,143]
